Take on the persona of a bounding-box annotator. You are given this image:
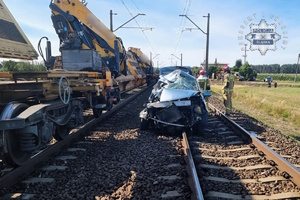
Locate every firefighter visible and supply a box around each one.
[268,81,271,88]
[199,68,206,76]
[197,68,211,101]
[222,66,234,115]
[198,68,207,90]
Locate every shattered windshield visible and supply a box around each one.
[163,70,200,91]
[160,67,176,76]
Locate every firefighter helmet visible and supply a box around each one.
[200,69,206,75]
[222,65,230,73]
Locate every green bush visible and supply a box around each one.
[257,73,300,82]
[282,110,290,118]
[239,62,257,81]
[1,60,46,72]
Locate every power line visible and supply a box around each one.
[173,0,189,54]
[119,0,157,55]
[173,0,192,54]
[131,0,142,13]
[131,0,154,31]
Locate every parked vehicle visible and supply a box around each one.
[264,76,273,82]
[234,72,245,81]
[140,69,209,134]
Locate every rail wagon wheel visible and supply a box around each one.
[1,102,32,166]
[93,108,102,118]
[53,125,69,141]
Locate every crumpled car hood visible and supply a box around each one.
[149,69,201,103]
[160,88,198,102]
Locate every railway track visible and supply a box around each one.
[1,91,300,199]
[183,102,300,199]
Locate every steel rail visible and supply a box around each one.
[182,132,204,200]
[0,84,152,189]
[208,103,300,187]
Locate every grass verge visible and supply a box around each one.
[211,82,300,141]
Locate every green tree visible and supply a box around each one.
[239,62,257,81]
[17,62,32,71]
[154,67,159,74]
[236,59,242,68]
[191,66,200,77]
[231,59,242,72]
[208,65,218,79]
[2,60,18,72]
[281,64,297,73]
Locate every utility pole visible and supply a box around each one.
[181,53,183,66]
[242,44,248,64]
[204,13,210,72]
[110,10,117,31]
[295,54,300,83]
[180,13,210,71]
[150,52,160,70]
[171,54,182,66]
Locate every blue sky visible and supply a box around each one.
[3,0,300,68]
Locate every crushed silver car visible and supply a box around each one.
[140,69,209,134]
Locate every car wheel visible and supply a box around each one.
[140,118,149,131]
[193,111,208,135]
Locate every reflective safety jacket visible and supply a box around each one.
[222,73,234,94]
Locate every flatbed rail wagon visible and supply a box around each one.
[0,69,118,166]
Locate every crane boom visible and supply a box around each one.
[50,0,127,76]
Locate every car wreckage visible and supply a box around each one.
[139,69,209,134]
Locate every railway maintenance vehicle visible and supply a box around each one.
[0,0,152,166]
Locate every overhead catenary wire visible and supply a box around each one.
[119,0,157,56]
[173,0,192,55]
[131,0,154,32]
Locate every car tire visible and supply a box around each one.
[193,111,208,135]
[140,118,149,131]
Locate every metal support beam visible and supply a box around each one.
[110,10,145,32]
[171,53,182,66]
[180,14,210,71]
[204,13,210,72]
[295,54,300,83]
[242,44,249,64]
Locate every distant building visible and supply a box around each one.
[201,58,229,68]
